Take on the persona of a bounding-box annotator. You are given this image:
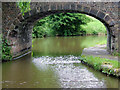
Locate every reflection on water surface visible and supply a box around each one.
[2,36,119,88]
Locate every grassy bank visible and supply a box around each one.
[80,55,120,77]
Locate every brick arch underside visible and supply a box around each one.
[10,5,115,58]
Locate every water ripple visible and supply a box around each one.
[32,55,106,88]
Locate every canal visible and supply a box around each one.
[2,36,120,88]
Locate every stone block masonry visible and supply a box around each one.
[2,2,119,59]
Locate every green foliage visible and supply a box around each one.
[2,37,12,61]
[32,13,107,38]
[112,52,120,56]
[32,13,92,38]
[17,0,31,15]
[81,55,120,76]
[81,16,107,35]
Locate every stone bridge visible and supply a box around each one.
[2,2,120,59]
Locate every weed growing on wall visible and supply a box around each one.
[2,37,12,61]
[17,0,31,15]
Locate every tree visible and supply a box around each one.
[33,13,92,37]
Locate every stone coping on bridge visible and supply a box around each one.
[1,0,120,2]
[16,3,115,27]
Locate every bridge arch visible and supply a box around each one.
[6,2,117,57]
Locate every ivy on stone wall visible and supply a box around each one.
[2,37,12,61]
[17,0,31,15]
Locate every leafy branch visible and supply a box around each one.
[17,0,31,15]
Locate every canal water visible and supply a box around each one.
[2,36,120,88]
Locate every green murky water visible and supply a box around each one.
[2,36,120,88]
